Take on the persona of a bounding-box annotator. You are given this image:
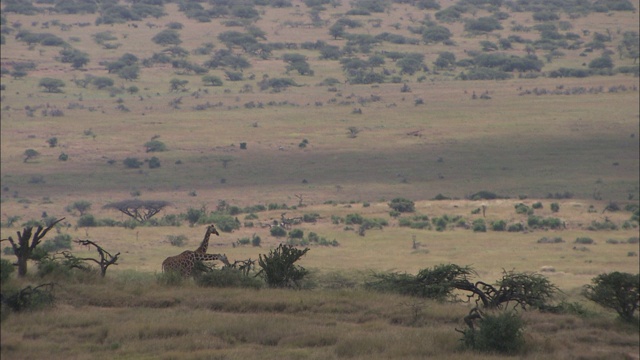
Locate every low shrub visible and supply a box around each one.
[167,235,187,247]
[196,268,262,289]
[461,311,525,354]
[537,237,564,244]
[575,237,594,244]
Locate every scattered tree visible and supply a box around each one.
[66,200,92,216]
[102,199,171,222]
[23,149,40,163]
[584,271,639,322]
[1,218,65,276]
[39,78,65,93]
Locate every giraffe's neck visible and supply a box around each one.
[194,253,230,266]
[195,229,213,254]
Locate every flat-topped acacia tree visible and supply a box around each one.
[103,199,170,223]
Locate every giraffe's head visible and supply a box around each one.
[218,253,231,267]
[208,224,220,236]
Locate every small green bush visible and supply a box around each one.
[196,268,262,289]
[461,311,525,354]
[388,197,415,213]
[532,202,543,209]
[472,219,486,232]
[515,203,533,215]
[270,226,287,237]
[2,284,55,312]
[41,234,72,252]
[77,214,97,227]
[575,237,594,244]
[167,235,187,247]
[288,228,304,239]
[491,220,506,231]
[537,237,564,244]
[550,203,560,212]
[1,258,15,284]
[345,213,364,225]
[507,223,524,232]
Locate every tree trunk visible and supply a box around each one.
[17,256,28,277]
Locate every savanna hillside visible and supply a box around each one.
[0,0,639,359]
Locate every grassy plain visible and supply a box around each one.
[1,0,639,359]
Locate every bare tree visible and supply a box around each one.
[102,199,170,222]
[74,239,120,277]
[2,218,65,276]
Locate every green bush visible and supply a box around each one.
[2,284,55,312]
[144,140,167,152]
[123,157,143,169]
[196,268,262,289]
[77,214,97,227]
[507,223,524,232]
[270,226,287,237]
[1,258,15,284]
[288,228,304,239]
[257,244,309,288]
[167,235,187,247]
[41,234,72,252]
[550,203,560,212]
[472,219,487,232]
[515,203,533,215]
[532,202,543,209]
[388,197,415,213]
[345,213,364,225]
[461,311,525,354]
[575,237,594,244]
[491,220,506,231]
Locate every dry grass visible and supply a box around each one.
[1,274,638,360]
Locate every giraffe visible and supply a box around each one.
[162,251,231,277]
[194,224,220,254]
[161,224,230,276]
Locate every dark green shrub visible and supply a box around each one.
[491,220,506,231]
[144,140,167,152]
[270,226,287,237]
[515,203,533,215]
[388,197,415,213]
[196,268,262,289]
[77,214,97,227]
[203,214,239,232]
[461,311,525,354]
[575,237,594,244]
[550,203,560,212]
[288,228,304,239]
[469,191,499,200]
[123,157,143,169]
[532,202,543,209]
[41,234,72,252]
[537,237,564,244]
[1,258,15,284]
[472,219,487,232]
[2,284,55,312]
[345,213,364,225]
[147,157,161,169]
[257,244,309,288]
[251,234,261,247]
[507,223,524,232]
